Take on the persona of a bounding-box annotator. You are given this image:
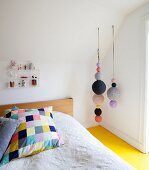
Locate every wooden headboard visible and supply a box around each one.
[0,98,73,117]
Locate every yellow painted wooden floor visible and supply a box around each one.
[88,126,149,170]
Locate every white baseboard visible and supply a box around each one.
[101,122,146,153]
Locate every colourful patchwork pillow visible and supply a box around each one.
[0,112,60,167]
[5,107,53,120]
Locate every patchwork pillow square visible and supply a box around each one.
[0,112,60,167]
[5,107,53,120]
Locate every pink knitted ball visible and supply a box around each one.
[92,94,104,105]
[96,67,101,72]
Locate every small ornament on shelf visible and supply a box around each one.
[21,80,26,87]
[31,76,37,86]
[18,64,23,70]
[28,63,35,70]
[9,81,15,88]
[10,60,17,70]
[24,65,27,70]
[18,82,21,87]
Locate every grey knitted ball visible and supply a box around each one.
[107,87,120,100]
[95,72,101,80]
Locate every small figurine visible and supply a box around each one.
[32,76,37,86]
[10,60,17,69]
[18,82,21,87]
[28,63,33,70]
[21,80,25,87]
[24,65,27,70]
[10,81,15,88]
[18,64,22,70]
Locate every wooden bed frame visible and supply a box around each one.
[0,98,73,117]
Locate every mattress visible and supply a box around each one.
[0,112,135,170]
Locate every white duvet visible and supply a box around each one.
[0,112,135,170]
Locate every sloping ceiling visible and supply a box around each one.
[88,0,149,58]
[0,0,148,62]
[90,0,149,15]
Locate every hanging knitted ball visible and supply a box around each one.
[95,72,101,80]
[109,100,117,108]
[92,94,104,105]
[107,87,120,100]
[94,108,102,116]
[96,62,100,67]
[96,67,101,72]
[112,83,116,87]
[95,116,102,122]
[92,80,106,95]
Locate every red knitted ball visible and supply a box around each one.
[96,67,101,72]
[95,116,102,122]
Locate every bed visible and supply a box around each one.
[0,98,135,170]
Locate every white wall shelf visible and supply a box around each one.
[7,60,39,89]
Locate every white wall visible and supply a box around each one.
[102,3,149,152]
[145,20,149,153]
[0,0,124,127]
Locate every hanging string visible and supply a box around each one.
[112,25,115,79]
[97,27,100,63]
